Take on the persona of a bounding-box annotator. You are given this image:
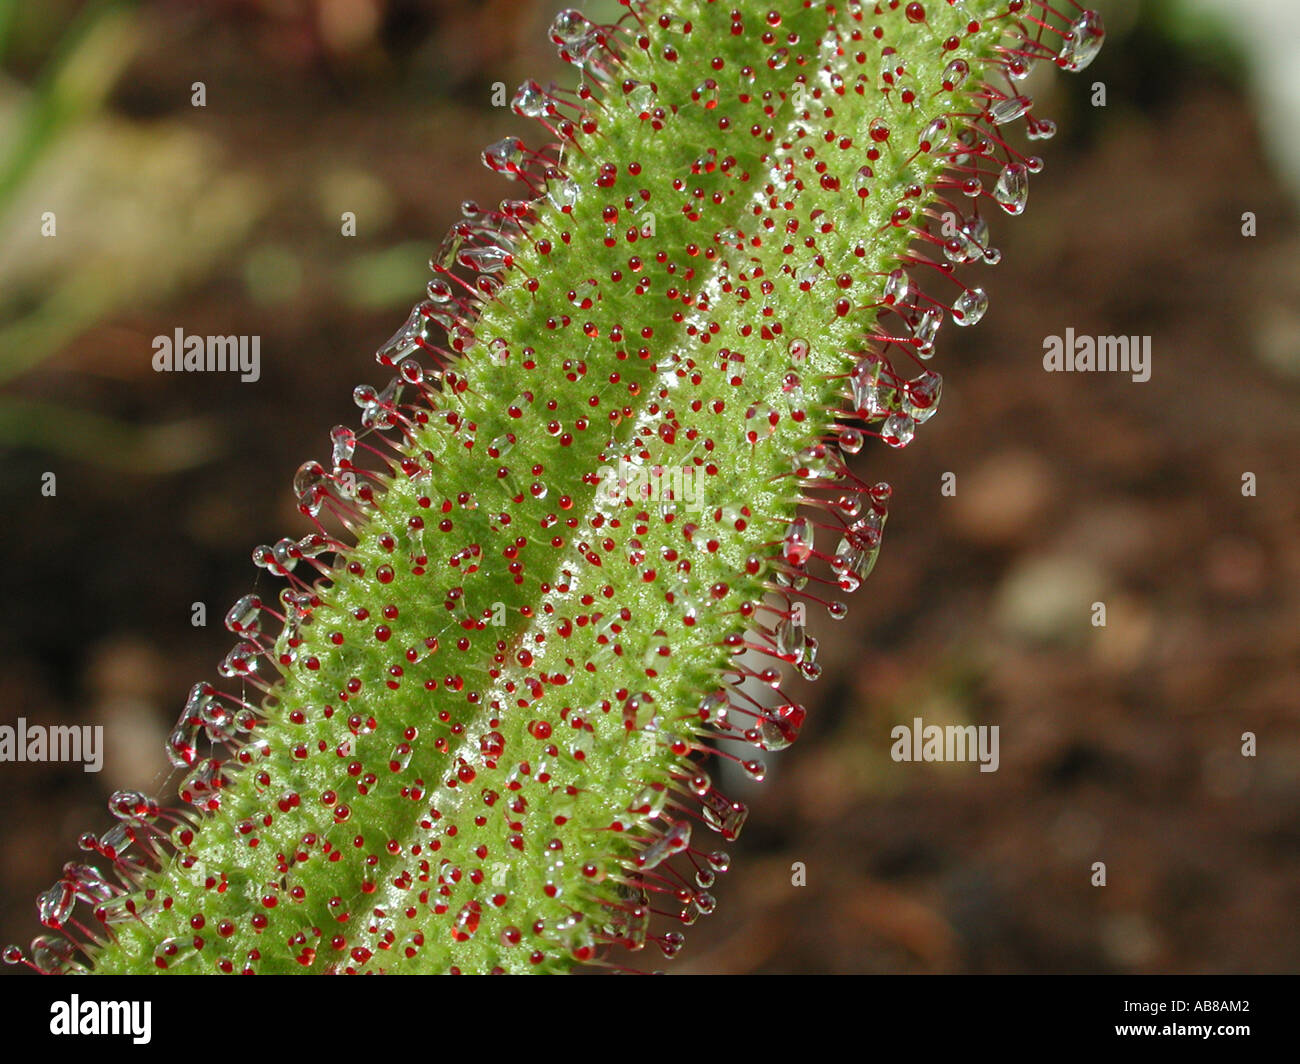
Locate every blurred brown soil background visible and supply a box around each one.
[0,0,1296,973]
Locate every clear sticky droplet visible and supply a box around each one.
[627,783,669,821]
[293,460,330,516]
[699,689,729,724]
[398,357,423,385]
[988,94,1032,126]
[794,263,821,290]
[63,863,114,904]
[30,935,84,974]
[374,302,431,366]
[953,287,989,326]
[851,353,892,419]
[511,79,547,118]
[457,245,511,274]
[425,277,454,303]
[782,516,814,566]
[1027,116,1058,142]
[660,930,686,957]
[883,412,916,448]
[272,537,300,572]
[329,425,355,470]
[452,894,483,936]
[838,427,865,455]
[191,680,228,739]
[835,527,883,584]
[218,641,260,679]
[1057,11,1105,72]
[700,792,748,840]
[36,882,74,929]
[627,82,657,118]
[1007,55,1036,81]
[773,616,805,661]
[481,137,526,176]
[547,175,580,213]
[389,742,412,773]
[883,268,913,307]
[903,370,943,424]
[757,703,805,751]
[224,594,262,635]
[167,716,200,769]
[636,821,691,870]
[95,823,134,862]
[944,214,989,265]
[913,306,943,355]
[919,116,950,152]
[994,163,1029,215]
[693,79,720,110]
[941,58,969,90]
[152,936,196,970]
[549,8,591,46]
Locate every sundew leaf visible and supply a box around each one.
[6,0,1103,975]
